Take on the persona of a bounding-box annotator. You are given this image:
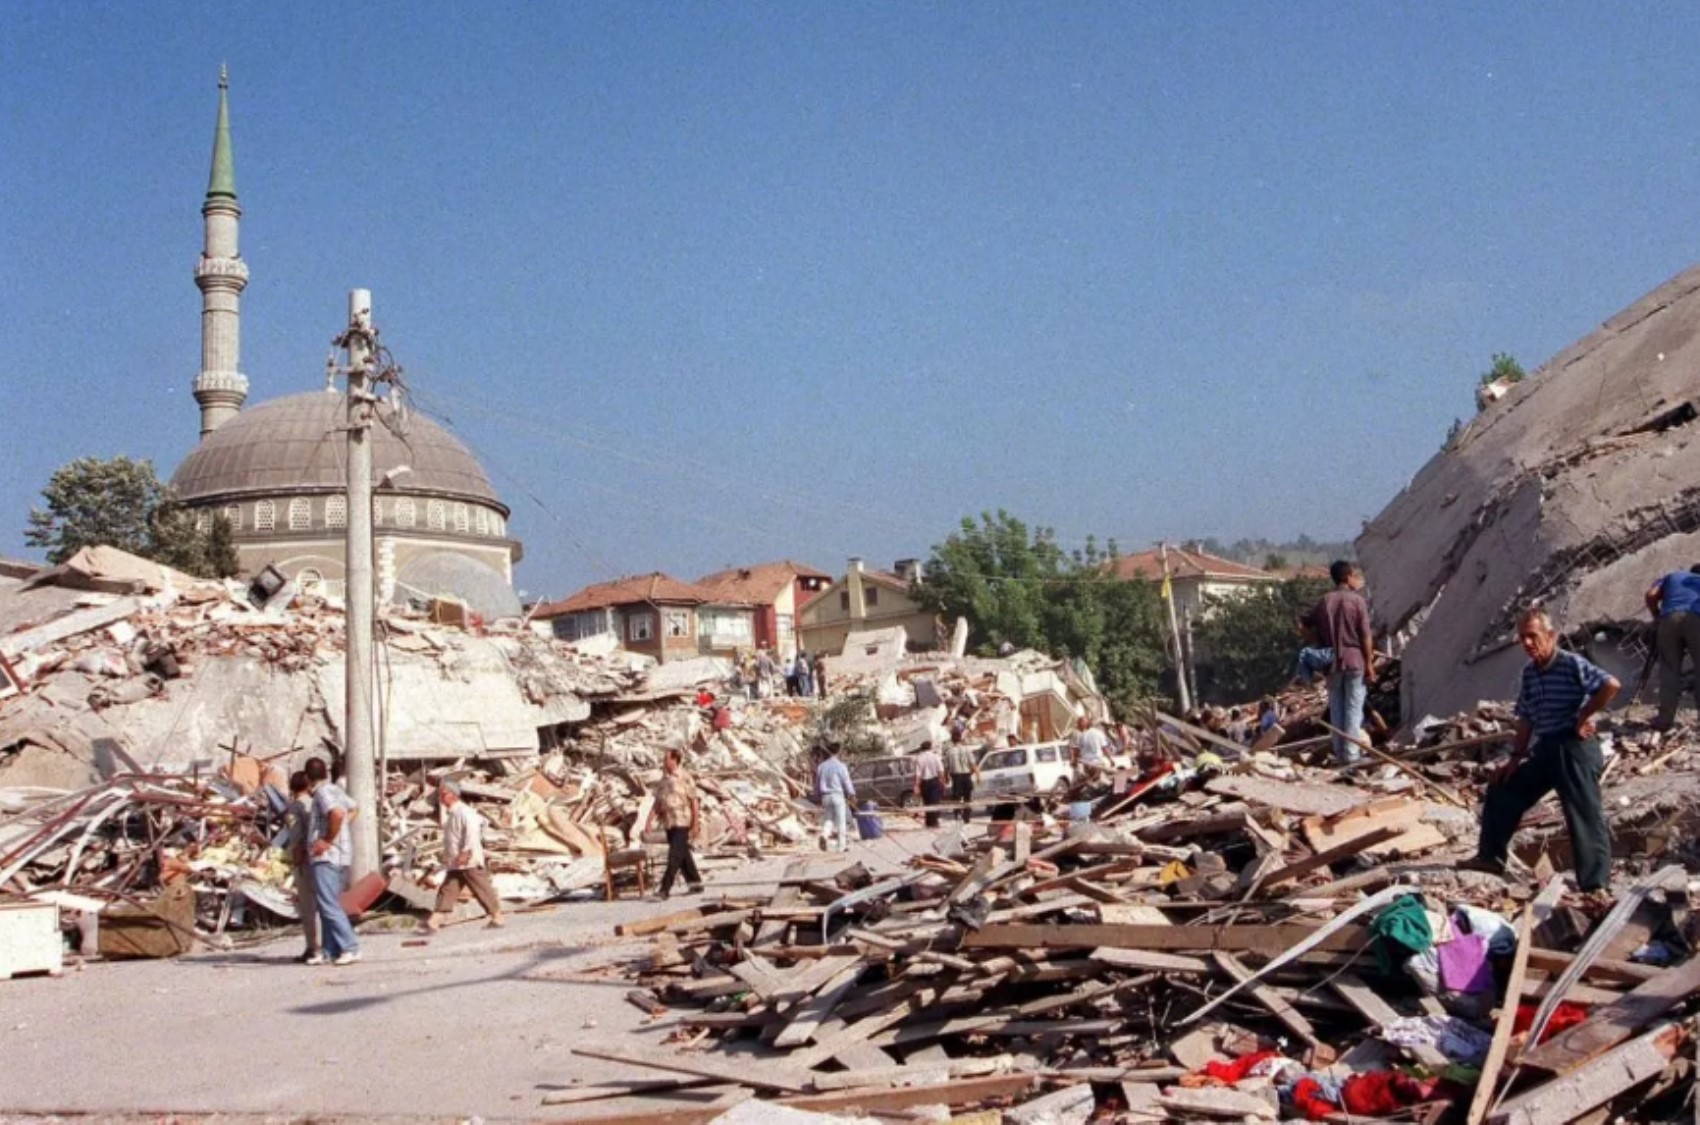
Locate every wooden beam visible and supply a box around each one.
[1489,1024,1682,1125]
[1256,825,1404,892]
[1520,955,1700,1074]
[772,960,866,1048]
[544,1085,752,1125]
[1464,879,1567,1125]
[776,1073,1038,1114]
[960,921,1371,956]
[1212,952,1322,1049]
[570,1044,815,1093]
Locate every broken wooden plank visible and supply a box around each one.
[543,1085,752,1125]
[1090,946,1209,974]
[1520,954,1700,1074]
[571,1043,815,1092]
[771,959,866,1048]
[1489,1023,1682,1125]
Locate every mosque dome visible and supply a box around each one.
[171,390,506,511]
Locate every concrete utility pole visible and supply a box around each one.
[1158,543,1194,713]
[340,289,379,879]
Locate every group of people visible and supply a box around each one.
[736,646,828,700]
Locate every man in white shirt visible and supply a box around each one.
[426,779,504,932]
[305,757,360,966]
[1070,716,1108,780]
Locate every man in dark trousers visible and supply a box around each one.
[1466,608,1620,892]
[1302,560,1376,764]
[1645,565,1700,730]
[944,729,979,823]
[912,741,946,828]
[655,748,704,899]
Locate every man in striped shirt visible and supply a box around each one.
[1468,608,1620,891]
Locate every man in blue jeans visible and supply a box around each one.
[814,743,856,852]
[1301,561,1376,764]
[304,757,361,966]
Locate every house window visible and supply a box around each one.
[224,504,242,531]
[427,500,446,530]
[665,609,691,638]
[325,495,347,529]
[396,498,416,528]
[839,590,849,611]
[288,498,311,530]
[475,508,489,536]
[628,612,654,642]
[453,503,469,533]
[254,500,276,532]
[866,586,880,608]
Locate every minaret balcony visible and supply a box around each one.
[195,256,250,284]
[193,369,250,396]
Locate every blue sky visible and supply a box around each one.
[5,4,1700,601]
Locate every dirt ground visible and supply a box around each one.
[0,825,951,1122]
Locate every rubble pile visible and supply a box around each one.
[580,705,1700,1123]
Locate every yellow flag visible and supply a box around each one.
[1160,572,1172,602]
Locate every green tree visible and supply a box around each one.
[203,513,240,578]
[1480,352,1525,388]
[911,513,1170,717]
[25,456,231,577]
[1263,552,1289,572]
[1193,576,1331,703]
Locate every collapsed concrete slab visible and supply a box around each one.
[1360,265,1700,722]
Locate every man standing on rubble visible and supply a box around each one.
[283,771,320,964]
[304,758,360,966]
[655,748,705,898]
[1069,716,1108,781]
[1302,561,1376,764]
[426,780,505,930]
[814,742,856,851]
[912,740,947,828]
[1467,608,1620,892]
[945,729,979,823]
[1645,565,1700,730]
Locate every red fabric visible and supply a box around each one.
[1341,1071,1431,1116]
[1513,1001,1589,1043]
[1290,1077,1340,1120]
[1199,1050,1280,1085]
[711,707,733,731]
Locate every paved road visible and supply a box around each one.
[0,823,954,1121]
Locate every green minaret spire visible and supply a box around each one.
[206,65,237,199]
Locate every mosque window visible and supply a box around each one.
[288,498,312,531]
[475,508,489,536]
[195,511,211,535]
[255,500,276,532]
[325,495,347,530]
[495,515,506,537]
[298,568,325,597]
[396,498,416,528]
[224,505,242,532]
[428,500,446,530]
[454,503,470,534]
[371,499,383,527]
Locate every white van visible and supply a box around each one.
[976,740,1073,799]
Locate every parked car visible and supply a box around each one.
[976,740,1073,799]
[847,754,919,808]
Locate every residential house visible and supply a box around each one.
[799,557,939,655]
[1107,546,1276,620]
[530,573,753,664]
[695,560,831,659]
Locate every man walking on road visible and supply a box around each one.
[945,730,979,823]
[1466,608,1620,892]
[814,743,856,852]
[1646,565,1700,730]
[655,748,705,898]
[427,780,505,930]
[304,757,360,966]
[1303,561,1376,764]
[912,741,947,828]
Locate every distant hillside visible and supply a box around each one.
[1193,536,1356,571]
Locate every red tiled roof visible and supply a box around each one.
[1107,548,1275,583]
[696,560,831,605]
[532,572,721,617]
[1272,564,1332,581]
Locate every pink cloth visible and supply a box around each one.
[1437,932,1492,993]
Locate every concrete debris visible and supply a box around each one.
[1361,263,1700,721]
[584,669,1700,1121]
